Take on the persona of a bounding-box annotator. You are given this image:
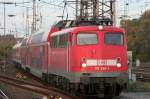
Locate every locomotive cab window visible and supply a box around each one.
[77,33,98,45]
[51,36,58,48]
[104,33,123,45]
[51,33,68,48]
[58,34,68,48]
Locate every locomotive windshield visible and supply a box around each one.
[77,33,98,45]
[104,33,123,45]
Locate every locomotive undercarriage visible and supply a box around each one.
[76,77,123,99]
[45,73,125,99]
[79,80,120,98]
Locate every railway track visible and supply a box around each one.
[0,61,81,99]
[0,89,9,99]
[132,63,150,82]
[0,75,80,99]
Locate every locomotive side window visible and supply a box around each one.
[51,36,58,48]
[58,34,68,48]
[77,33,98,45]
[104,33,123,45]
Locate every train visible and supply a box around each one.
[12,20,128,99]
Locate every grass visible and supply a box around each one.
[126,81,150,92]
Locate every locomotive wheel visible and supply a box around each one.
[42,73,48,82]
[58,76,64,89]
[104,84,116,99]
[68,83,75,95]
[25,67,30,73]
[62,78,69,90]
[64,79,70,92]
[68,83,79,96]
[48,74,56,86]
[115,83,123,96]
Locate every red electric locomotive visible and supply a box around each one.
[13,20,128,98]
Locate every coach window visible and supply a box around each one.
[51,36,58,48]
[104,33,123,45]
[77,33,98,45]
[59,34,68,48]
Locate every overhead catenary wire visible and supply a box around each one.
[0,1,32,4]
[40,0,64,8]
[15,4,32,9]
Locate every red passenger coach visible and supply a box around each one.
[13,25,128,98]
[12,42,22,65]
[26,30,50,78]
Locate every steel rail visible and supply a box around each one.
[0,75,80,99]
[0,89,9,99]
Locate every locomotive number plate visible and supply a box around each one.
[86,59,117,66]
[95,66,110,71]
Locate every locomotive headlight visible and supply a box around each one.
[81,57,87,68]
[116,63,121,67]
[82,63,87,68]
[98,26,103,30]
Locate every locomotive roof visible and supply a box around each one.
[51,26,125,36]
[51,27,76,36]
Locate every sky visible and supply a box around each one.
[0,0,149,37]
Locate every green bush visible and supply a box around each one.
[127,82,138,92]
[127,82,150,92]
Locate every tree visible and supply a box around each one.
[0,35,16,60]
[121,10,150,61]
